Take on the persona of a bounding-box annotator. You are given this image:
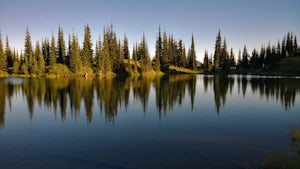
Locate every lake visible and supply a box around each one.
[0,75,300,169]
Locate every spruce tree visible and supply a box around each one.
[101,33,111,73]
[12,51,20,74]
[214,30,222,70]
[123,34,130,60]
[0,33,7,72]
[203,50,209,72]
[132,44,138,73]
[42,38,50,66]
[221,38,229,71]
[34,41,45,75]
[49,35,57,66]
[178,40,186,67]
[81,25,93,68]
[188,34,197,70]
[161,32,169,71]
[24,28,34,72]
[294,35,298,55]
[138,34,152,73]
[70,34,82,73]
[57,26,66,64]
[5,36,13,69]
[154,26,162,72]
[237,48,242,70]
[241,45,249,69]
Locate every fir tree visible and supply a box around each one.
[57,26,66,64]
[178,40,186,67]
[154,26,162,72]
[188,34,196,70]
[70,34,81,73]
[132,44,138,73]
[49,35,57,66]
[101,32,111,73]
[241,45,249,69]
[221,38,229,71]
[203,50,209,72]
[138,34,152,73]
[229,48,236,68]
[12,51,20,74]
[81,24,93,68]
[294,35,298,55]
[237,48,242,70]
[34,41,45,75]
[214,30,222,70]
[42,38,50,66]
[5,36,13,69]
[24,28,34,72]
[123,34,130,60]
[0,33,6,72]
[161,32,169,71]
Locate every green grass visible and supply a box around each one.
[168,65,202,74]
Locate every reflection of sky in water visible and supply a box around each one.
[0,75,300,169]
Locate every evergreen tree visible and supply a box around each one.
[237,48,242,70]
[203,50,209,72]
[101,32,111,73]
[57,26,66,64]
[132,44,138,73]
[69,34,82,73]
[95,36,102,72]
[155,26,162,72]
[12,51,20,74]
[81,24,93,68]
[117,39,125,73]
[249,48,259,69]
[188,34,196,70]
[286,32,293,56]
[49,35,57,66]
[214,30,222,69]
[66,34,72,67]
[123,34,130,60]
[5,36,13,69]
[221,38,229,71]
[138,34,152,73]
[42,38,50,66]
[229,48,236,68]
[281,36,287,58]
[34,41,45,75]
[161,32,169,71]
[294,35,298,55]
[178,40,186,67]
[0,33,6,72]
[24,28,34,72]
[241,45,249,69]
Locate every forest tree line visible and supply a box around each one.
[0,25,298,76]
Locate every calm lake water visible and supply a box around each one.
[0,75,300,169]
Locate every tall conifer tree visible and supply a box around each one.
[188,34,197,70]
[57,26,66,64]
[81,25,93,68]
[0,33,6,72]
[49,34,57,66]
[214,30,222,69]
[24,28,34,72]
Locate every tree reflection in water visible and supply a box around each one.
[0,75,299,127]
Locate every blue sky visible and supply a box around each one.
[0,0,299,61]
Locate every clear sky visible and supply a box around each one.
[1,0,299,61]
